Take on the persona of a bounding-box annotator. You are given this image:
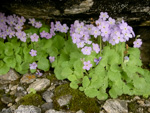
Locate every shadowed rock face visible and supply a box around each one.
[0,0,150,25]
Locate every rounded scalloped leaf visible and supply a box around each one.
[97,91,108,100]
[0,60,4,68]
[3,57,16,68]
[0,64,10,75]
[39,26,50,33]
[70,81,78,89]
[82,76,90,88]
[84,88,99,98]
[68,75,77,81]
[37,57,50,72]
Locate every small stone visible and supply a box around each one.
[42,91,54,103]
[14,105,41,113]
[47,84,55,91]
[27,78,50,93]
[57,94,72,107]
[137,100,145,106]
[76,110,85,113]
[17,86,24,91]
[20,74,36,84]
[133,96,140,101]
[103,99,128,113]
[10,85,18,91]
[1,96,13,104]
[41,102,53,112]
[148,107,150,112]
[15,97,22,103]
[7,103,13,107]
[0,69,20,84]
[5,89,10,93]
[45,109,65,113]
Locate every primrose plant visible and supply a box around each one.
[0,12,150,100]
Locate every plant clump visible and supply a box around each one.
[0,11,150,100]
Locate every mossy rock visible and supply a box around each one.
[18,93,45,107]
[52,83,100,113]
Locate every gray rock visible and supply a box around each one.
[20,74,36,84]
[0,69,19,84]
[0,108,12,113]
[45,109,65,113]
[76,110,85,113]
[42,91,54,103]
[27,78,50,93]
[41,102,53,112]
[14,105,41,113]
[64,0,94,14]
[1,96,13,104]
[103,99,128,113]
[57,94,72,107]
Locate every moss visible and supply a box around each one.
[128,101,139,113]
[46,74,57,83]
[18,93,45,107]
[0,89,7,110]
[52,83,100,113]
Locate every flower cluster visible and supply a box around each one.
[69,12,137,56]
[0,12,26,40]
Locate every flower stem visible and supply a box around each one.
[99,36,102,56]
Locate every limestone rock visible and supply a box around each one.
[42,91,54,103]
[0,108,12,113]
[57,94,72,107]
[27,78,50,93]
[103,99,128,113]
[0,69,19,84]
[41,102,53,112]
[20,74,36,84]
[14,105,41,113]
[1,96,13,104]
[45,109,65,113]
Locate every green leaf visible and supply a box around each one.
[39,25,50,33]
[70,81,79,89]
[15,63,22,73]
[84,88,99,98]
[0,41,5,54]
[0,64,10,75]
[110,64,122,72]
[61,67,73,78]
[4,47,14,56]
[133,75,146,89]
[68,75,77,81]
[108,71,121,81]
[73,60,83,79]
[46,47,59,57]
[15,54,22,64]
[128,47,140,58]
[54,66,63,80]
[97,90,108,100]
[52,35,65,50]
[23,46,34,62]
[36,49,48,61]
[64,38,79,54]
[37,57,50,71]
[3,57,16,68]
[82,76,90,88]
[0,60,4,68]
[30,69,36,73]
